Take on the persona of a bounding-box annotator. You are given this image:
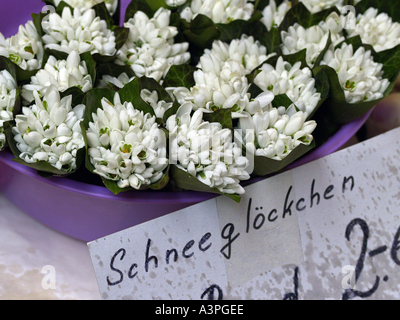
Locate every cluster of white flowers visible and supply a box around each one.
[0,70,17,150]
[254,56,321,115]
[166,104,250,194]
[171,36,274,117]
[21,50,93,104]
[280,12,345,67]
[261,0,291,31]
[53,0,119,15]
[237,109,317,160]
[346,8,400,52]
[200,35,270,74]
[321,43,390,103]
[12,87,85,172]
[180,0,254,24]
[115,8,190,82]
[0,21,44,71]
[86,93,169,189]
[42,6,116,56]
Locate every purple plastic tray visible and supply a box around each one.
[0,0,372,241]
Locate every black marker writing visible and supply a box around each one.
[201,284,224,300]
[220,223,240,260]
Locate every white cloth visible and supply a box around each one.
[0,193,101,300]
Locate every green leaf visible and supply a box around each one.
[271,93,294,109]
[124,0,169,22]
[261,26,282,55]
[112,26,130,51]
[101,178,133,195]
[282,48,309,69]
[139,76,173,103]
[278,2,340,32]
[248,83,264,100]
[202,108,233,129]
[60,87,86,107]
[117,77,156,116]
[82,87,116,128]
[252,140,316,176]
[374,44,400,81]
[92,1,115,30]
[148,165,170,191]
[309,65,330,120]
[215,19,268,45]
[163,64,198,89]
[170,165,241,203]
[181,14,220,50]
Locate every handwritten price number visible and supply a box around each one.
[342,218,400,300]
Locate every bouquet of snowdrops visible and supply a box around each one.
[0,0,399,202]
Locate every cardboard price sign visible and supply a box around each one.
[88,127,400,300]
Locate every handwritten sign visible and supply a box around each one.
[88,127,400,300]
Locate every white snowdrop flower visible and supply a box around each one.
[261,0,291,31]
[237,109,316,161]
[201,35,270,74]
[166,104,249,195]
[165,0,187,6]
[21,50,93,104]
[53,0,119,15]
[281,13,345,67]
[254,56,321,115]
[346,8,400,52]
[299,0,344,13]
[0,69,17,150]
[86,92,168,189]
[180,0,254,24]
[12,87,85,172]
[41,6,116,56]
[101,73,136,89]
[115,8,190,82]
[0,21,44,71]
[320,43,390,103]
[140,89,173,119]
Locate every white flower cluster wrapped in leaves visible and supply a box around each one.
[0,0,400,201]
[171,35,274,117]
[280,11,345,67]
[346,8,400,52]
[321,43,390,103]
[238,109,317,160]
[115,7,190,82]
[166,104,250,195]
[254,56,321,115]
[180,0,254,24]
[21,50,93,103]
[53,0,119,15]
[86,92,169,190]
[12,87,85,173]
[0,70,17,150]
[42,6,117,56]
[0,21,44,71]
